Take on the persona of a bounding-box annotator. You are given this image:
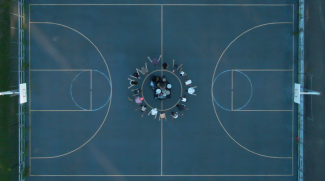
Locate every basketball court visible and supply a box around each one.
[26,1,298,181]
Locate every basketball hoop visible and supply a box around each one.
[294,83,321,104]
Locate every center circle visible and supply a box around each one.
[141,69,183,111]
[212,70,253,111]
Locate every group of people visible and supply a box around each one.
[128,55,198,121]
[135,96,189,122]
[151,75,172,100]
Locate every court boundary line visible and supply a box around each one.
[292,4,295,175]
[29,22,113,160]
[30,69,92,71]
[28,5,295,177]
[160,5,163,176]
[211,22,293,160]
[30,110,92,112]
[28,4,31,175]
[30,174,294,177]
[30,4,294,6]
[233,110,293,112]
[233,69,293,71]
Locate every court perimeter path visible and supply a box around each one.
[26,0,298,181]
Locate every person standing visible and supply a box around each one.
[184,77,192,86]
[131,88,142,96]
[172,60,182,73]
[135,96,144,105]
[186,86,197,96]
[136,63,149,75]
[159,112,167,121]
[176,104,189,116]
[130,72,141,79]
[128,78,138,89]
[162,63,168,69]
[135,105,147,117]
[171,112,179,122]
[148,108,158,119]
[179,68,187,77]
[179,95,188,103]
[148,55,161,66]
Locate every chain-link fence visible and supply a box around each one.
[297,0,304,181]
[10,0,26,180]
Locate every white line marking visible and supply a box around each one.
[292,4,295,174]
[30,4,294,6]
[90,70,92,110]
[30,174,294,176]
[233,69,293,71]
[233,110,293,112]
[30,69,91,71]
[212,22,294,159]
[30,110,92,112]
[29,4,32,175]
[161,5,163,175]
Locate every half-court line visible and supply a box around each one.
[90,70,92,111]
[231,70,233,111]
[160,4,164,176]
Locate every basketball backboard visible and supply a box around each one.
[19,83,27,104]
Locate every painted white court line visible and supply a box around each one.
[160,5,164,175]
[30,4,294,6]
[30,174,294,177]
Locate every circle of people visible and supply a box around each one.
[128,55,197,122]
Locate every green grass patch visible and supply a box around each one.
[0,0,16,180]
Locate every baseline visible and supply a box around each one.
[30,174,293,177]
[30,4,294,6]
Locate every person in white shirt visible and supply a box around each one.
[135,105,147,117]
[171,112,179,122]
[179,69,187,77]
[184,77,192,86]
[186,86,197,96]
[148,108,158,119]
[179,95,188,103]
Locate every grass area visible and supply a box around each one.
[0,0,17,180]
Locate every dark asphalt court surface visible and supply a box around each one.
[26,0,298,181]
